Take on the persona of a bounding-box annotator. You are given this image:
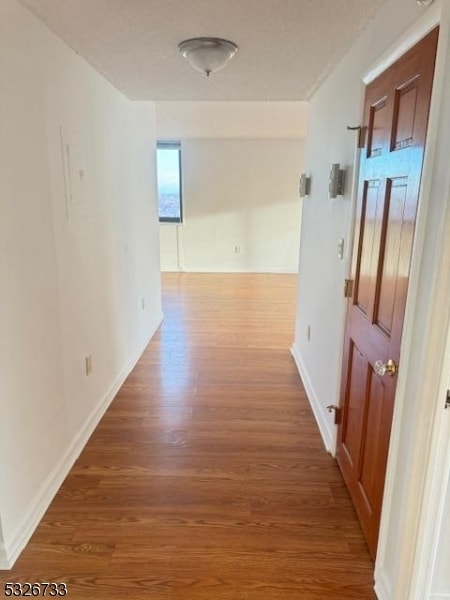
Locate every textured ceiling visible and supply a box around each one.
[20,0,387,101]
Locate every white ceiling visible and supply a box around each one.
[20,0,387,102]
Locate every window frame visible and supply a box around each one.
[156,140,183,224]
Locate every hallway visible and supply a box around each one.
[1,274,375,599]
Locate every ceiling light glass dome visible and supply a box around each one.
[178,37,238,77]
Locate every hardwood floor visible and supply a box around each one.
[1,274,375,599]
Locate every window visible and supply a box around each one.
[156,141,183,223]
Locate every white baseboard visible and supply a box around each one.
[2,311,163,570]
[174,267,298,274]
[430,595,450,599]
[290,342,334,453]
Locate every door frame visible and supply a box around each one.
[337,2,450,598]
[411,324,450,598]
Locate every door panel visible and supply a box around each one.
[336,27,439,559]
[375,177,410,336]
[341,342,366,469]
[392,78,419,151]
[359,369,386,512]
[368,98,389,157]
[354,179,384,316]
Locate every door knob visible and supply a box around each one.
[374,359,397,377]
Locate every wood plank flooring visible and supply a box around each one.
[1,273,376,599]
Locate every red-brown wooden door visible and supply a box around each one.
[336,28,439,560]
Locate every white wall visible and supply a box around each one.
[160,139,304,273]
[156,102,308,139]
[291,0,450,598]
[0,0,162,568]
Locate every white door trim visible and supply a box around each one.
[411,350,450,598]
[362,2,442,85]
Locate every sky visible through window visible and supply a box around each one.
[157,146,181,221]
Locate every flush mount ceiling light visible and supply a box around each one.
[178,37,238,77]
[416,0,434,5]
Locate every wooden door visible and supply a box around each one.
[336,28,439,560]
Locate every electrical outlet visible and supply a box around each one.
[85,355,93,376]
[234,245,241,254]
[307,325,311,341]
[141,297,145,310]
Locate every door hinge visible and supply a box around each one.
[326,405,342,425]
[445,390,450,410]
[344,279,354,298]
